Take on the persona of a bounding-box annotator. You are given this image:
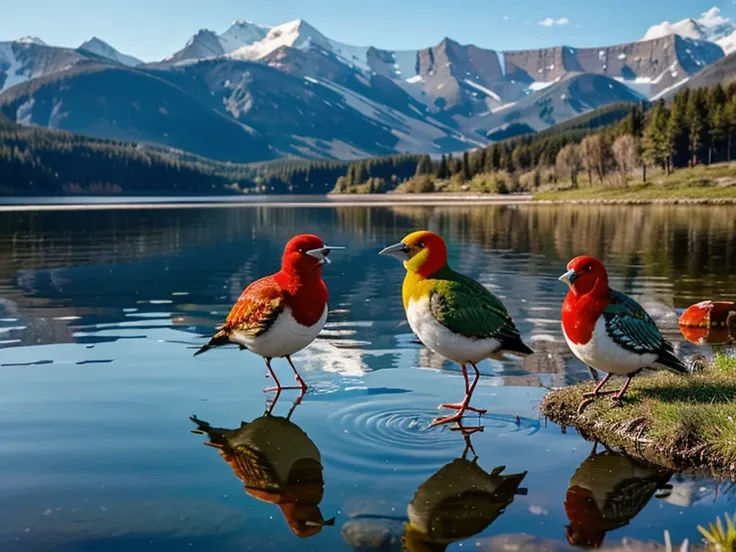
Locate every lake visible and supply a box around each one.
[1,203,735,552]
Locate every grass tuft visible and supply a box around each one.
[541,354,736,474]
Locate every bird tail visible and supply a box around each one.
[193,328,230,357]
[655,348,689,375]
[502,337,534,356]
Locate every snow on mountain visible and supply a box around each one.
[228,19,333,61]
[218,20,270,53]
[642,7,736,53]
[15,36,45,46]
[79,37,142,66]
[0,42,29,91]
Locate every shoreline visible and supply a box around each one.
[0,193,532,211]
[1,193,735,211]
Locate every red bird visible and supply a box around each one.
[195,234,343,393]
[559,256,687,406]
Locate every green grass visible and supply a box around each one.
[541,354,736,474]
[534,163,736,202]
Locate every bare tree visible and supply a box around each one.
[579,135,596,184]
[579,134,612,185]
[556,144,583,188]
[612,134,640,185]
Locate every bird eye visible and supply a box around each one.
[585,265,592,272]
[416,241,424,248]
[297,248,305,254]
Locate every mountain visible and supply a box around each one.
[164,20,270,64]
[0,63,275,162]
[78,37,142,66]
[643,7,736,54]
[0,40,92,93]
[0,14,728,163]
[0,59,476,160]
[670,50,736,93]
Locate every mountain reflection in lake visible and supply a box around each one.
[0,204,735,551]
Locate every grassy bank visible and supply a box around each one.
[541,354,736,475]
[534,163,736,202]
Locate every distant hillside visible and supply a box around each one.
[673,50,736,93]
[2,15,722,164]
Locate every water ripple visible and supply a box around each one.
[320,397,539,478]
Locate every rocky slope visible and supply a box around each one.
[0,15,730,162]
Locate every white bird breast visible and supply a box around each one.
[406,296,501,364]
[230,305,327,358]
[563,316,657,375]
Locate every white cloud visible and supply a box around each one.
[503,15,509,20]
[538,17,569,27]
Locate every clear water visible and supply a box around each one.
[1,203,735,552]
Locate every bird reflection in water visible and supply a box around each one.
[564,442,673,549]
[190,394,334,538]
[403,423,528,552]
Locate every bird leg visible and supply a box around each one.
[286,355,309,393]
[587,365,600,382]
[582,372,615,398]
[440,364,487,413]
[432,363,487,427]
[611,370,641,405]
[439,364,488,414]
[578,373,618,414]
[263,357,306,393]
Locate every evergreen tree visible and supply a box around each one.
[709,104,726,164]
[415,154,433,177]
[642,100,669,172]
[437,154,449,179]
[686,91,707,166]
[667,92,689,169]
[461,151,471,180]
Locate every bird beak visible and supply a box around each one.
[306,245,344,265]
[558,268,577,288]
[379,242,409,261]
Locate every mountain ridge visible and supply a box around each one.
[0,10,734,164]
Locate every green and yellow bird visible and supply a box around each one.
[380,230,533,425]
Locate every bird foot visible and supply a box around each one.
[263,385,305,393]
[577,397,596,415]
[430,411,464,427]
[294,376,308,393]
[440,402,487,414]
[582,390,617,399]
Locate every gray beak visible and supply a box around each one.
[558,268,577,288]
[306,245,344,265]
[379,242,409,261]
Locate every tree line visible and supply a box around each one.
[1,82,734,196]
[384,83,736,193]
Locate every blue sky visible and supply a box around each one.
[0,0,730,61]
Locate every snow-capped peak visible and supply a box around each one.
[79,37,143,66]
[15,36,45,46]
[227,18,331,61]
[642,6,736,53]
[219,20,271,53]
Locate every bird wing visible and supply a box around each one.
[429,272,523,344]
[224,277,285,338]
[602,290,670,356]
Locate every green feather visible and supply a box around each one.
[603,291,667,355]
[427,266,529,352]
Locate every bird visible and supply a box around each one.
[564,442,672,549]
[403,431,527,552]
[380,230,533,426]
[190,402,334,538]
[559,255,688,409]
[194,234,343,394]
